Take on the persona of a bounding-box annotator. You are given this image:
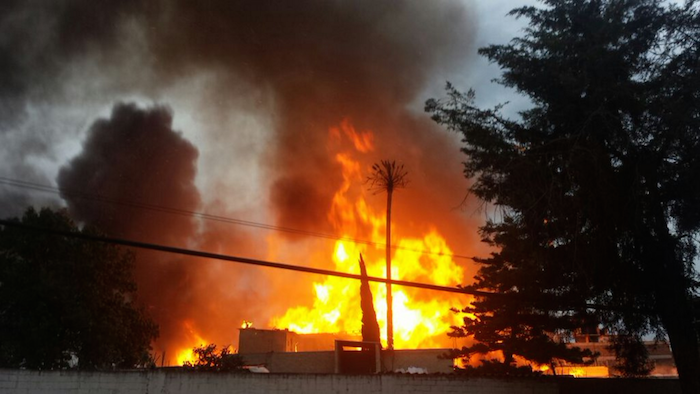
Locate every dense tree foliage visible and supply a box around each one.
[427,0,700,391]
[182,344,245,372]
[447,288,597,374]
[608,334,655,376]
[0,207,158,370]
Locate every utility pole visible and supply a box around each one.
[367,160,408,350]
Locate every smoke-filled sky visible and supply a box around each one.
[0,0,537,362]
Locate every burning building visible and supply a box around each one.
[237,327,454,374]
[2,0,482,366]
[238,328,300,354]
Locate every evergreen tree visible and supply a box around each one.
[608,334,655,376]
[359,254,381,344]
[450,283,597,373]
[427,1,700,391]
[0,207,159,369]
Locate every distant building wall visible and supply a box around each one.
[0,369,682,394]
[238,328,298,354]
[239,329,360,353]
[296,333,361,351]
[561,340,676,377]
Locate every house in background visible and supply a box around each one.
[551,329,676,377]
[237,327,453,374]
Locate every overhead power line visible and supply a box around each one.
[0,176,477,261]
[0,219,489,297]
[0,219,635,313]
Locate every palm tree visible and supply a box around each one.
[367,160,408,350]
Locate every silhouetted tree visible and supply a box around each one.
[608,334,655,377]
[0,207,158,370]
[367,160,408,350]
[427,1,700,391]
[449,292,596,373]
[183,344,244,372]
[359,254,381,344]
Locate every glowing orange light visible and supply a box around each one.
[329,118,375,153]
[270,120,468,349]
[175,320,208,366]
[556,366,609,377]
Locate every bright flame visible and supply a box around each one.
[557,366,609,377]
[329,118,375,153]
[175,320,209,366]
[270,120,469,348]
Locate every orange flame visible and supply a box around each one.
[329,118,375,153]
[271,120,469,348]
[557,366,609,377]
[175,320,209,366]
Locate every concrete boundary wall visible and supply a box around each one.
[0,369,680,394]
[239,348,454,374]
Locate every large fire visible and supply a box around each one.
[168,120,471,364]
[175,320,209,366]
[270,120,469,348]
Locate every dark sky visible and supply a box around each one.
[0,0,532,213]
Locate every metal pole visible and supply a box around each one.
[386,189,394,351]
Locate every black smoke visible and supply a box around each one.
[3,0,482,361]
[57,103,203,353]
[58,103,200,244]
[144,1,474,234]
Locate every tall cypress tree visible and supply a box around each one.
[359,254,381,344]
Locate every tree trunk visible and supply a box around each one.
[646,183,700,394]
[386,189,394,350]
[656,266,700,394]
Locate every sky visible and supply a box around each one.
[0,0,539,362]
[0,0,534,214]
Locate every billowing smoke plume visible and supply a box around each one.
[58,103,200,245]
[57,103,200,357]
[57,102,266,361]
[0,1,149,217]
[2,0,483,363]
[144,1,475,235]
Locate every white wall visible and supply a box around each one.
[0,369,559,394]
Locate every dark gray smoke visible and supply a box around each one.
[2,0,476,234]
[0,0,147,217]
[0,0,148,136]
[58,103,200,245]
[57,103,203,353]
[144,1,474,234]
[2,0,480,362]
[57,102,267,361]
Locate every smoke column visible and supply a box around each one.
[58,103,200,246]
[3,0,482,363]
[145,1,476,236]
